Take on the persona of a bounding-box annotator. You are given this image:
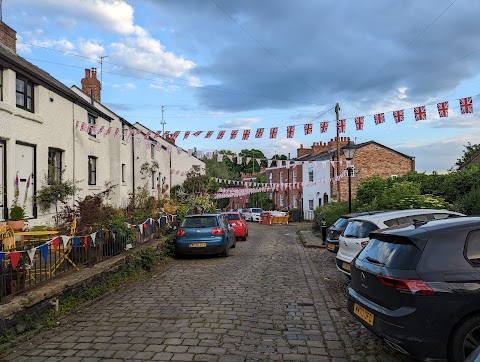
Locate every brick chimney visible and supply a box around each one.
[0,22,17,53]
[81,68,101,102]
[165,135,176,145]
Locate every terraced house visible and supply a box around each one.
[0,22,204,225]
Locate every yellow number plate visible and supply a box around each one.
[342,262,351,271]
[354,303,374,326]
[190,243,207,248]
[327,243,335,250]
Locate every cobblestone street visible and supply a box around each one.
[2,223,413,362]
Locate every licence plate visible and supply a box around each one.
[190,243,206,248]
[327,243,335,251]
[342,262,351,271]
[354,303,374,326]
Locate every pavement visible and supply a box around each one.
[1,223,411,362]
[299,230,325,248]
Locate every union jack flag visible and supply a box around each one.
[217,130,225,139]
[205,131,214,138]
[437,102,449,118]
[304,123,312,135]
[460,97,473,114]
[270,127,278,139]
[255,128,264,138]
[183,131,190,139]
[287,126,295,138]
[153,130,161,138]
[414,106,426,121]
[374,113,385,125]
[393,110,404,123]
[230,130,238,139]
[193,131,202,137]
[242,129,250,140]
[171,131,181,140]
[320,121,328,133]
[355,117,364,131]
[337,119,346,133]
[163,131,170,138]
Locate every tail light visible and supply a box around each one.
[361,241,368,248]
[176,229,186,236]
[377,275,435,296]
[211,227,224,235]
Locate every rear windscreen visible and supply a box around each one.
[251,208,263,213]
[343,220,379,238]
[182,217,218,228]
[333,218,349,228]
[358,237,422,269]
[227,214,240,220]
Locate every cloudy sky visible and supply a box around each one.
[6,0,480,171]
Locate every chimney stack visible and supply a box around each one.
[81,68,101,102]
[0,22,16,53]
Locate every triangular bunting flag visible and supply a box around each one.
[73,237,80,252]
[51,236,60,252]
[9,252,21,270]
[39,244,49,262]
[61,235,70,248]
[84,236,88,251]
[27,248,36,264]
[90,232,97,246]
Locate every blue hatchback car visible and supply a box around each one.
[175,214,236,257]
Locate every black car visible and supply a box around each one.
[326,211,385,253]
[347,217,480,361]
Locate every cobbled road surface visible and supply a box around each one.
[2,223,414,362]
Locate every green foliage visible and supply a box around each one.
[9,205,25,221]
[455,142,480,170]
[313,201,350,231]
[456,187,480,215]
[162,232,176,256]
[107,212,135,242]
[36,170,79,213]
[355,176,388,207]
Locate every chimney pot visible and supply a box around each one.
[85,69,91,78]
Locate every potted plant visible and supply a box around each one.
[7,173,29,231]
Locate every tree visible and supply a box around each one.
[454,142,480,170]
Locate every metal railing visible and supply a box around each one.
[0,218,175,302]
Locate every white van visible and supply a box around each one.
[335,209,464,276]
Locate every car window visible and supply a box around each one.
[433,213,462,220]
[182,216,219,228]
[227,214,240,220]
[251,208,263,213]
[358,237,422,270]
[466,230,480,265]
[333,217,349,228]
[343,221,379,238]
[384,214,430,227]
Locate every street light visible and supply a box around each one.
[341,140,357,213]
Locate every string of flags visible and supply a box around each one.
[214,169,348,199]
[77,95,475,141]
[0,216,178,271]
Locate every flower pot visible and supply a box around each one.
[7,220,25,232]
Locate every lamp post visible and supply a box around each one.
[341,140,357,213]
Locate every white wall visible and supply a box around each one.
[302,159,331,221]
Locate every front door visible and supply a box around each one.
[15,143,35,218]
[0,142,5,221]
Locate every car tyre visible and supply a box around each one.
[242,235,247,241]
[231,240,236,248]
[220,244,230,257]
[449,314,480,362]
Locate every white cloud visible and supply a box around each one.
[218,118,261,129]
[78,40,105,59]
[31,38,75,53]
[112,82,137,90]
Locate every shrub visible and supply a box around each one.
[313,201,350,231]
[455,187,480,215]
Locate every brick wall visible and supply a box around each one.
[0,22,16,53]
[81,68,102,102]
[335,143,414,201]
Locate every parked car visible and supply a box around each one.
[221,212,248,241]
[336,209,464,276]
[244,208,263,222]
[326,211,385,253]
[175,214,235,257]
[348,217,480,361]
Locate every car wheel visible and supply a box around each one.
[449,314,480,362]
[220,244,230,257]
[242,236,247,241]
[231,240,236,248]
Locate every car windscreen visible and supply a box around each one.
[357,237,422,270]
[251,208,263,213]
[226,214,240,220]
[333,217,349,228]
[343,220,379,238]
[181,216,218,228]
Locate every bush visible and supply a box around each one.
[455,187,480,215]
[313,201,350,231]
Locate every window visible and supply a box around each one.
[358,237,422,270]
[279,194,284,207]
[16,76,34,112]
[269,192,272,199]
[280,171,284,184]
[293,169,297,183]
[308,169,314,182]
[88,114,96,138]
[151,171,156,189]
[122,164,126,183]
[88,156,97,185]
[343,221,379,238]
[309,199,314,210]
[466,230,480,265]
[293,195,298,209]
[151,143,155,159]
[351,165,355,177]
[269,173,273,183]
[48,148,62,184]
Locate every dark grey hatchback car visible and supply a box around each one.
[347,217,480,362]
